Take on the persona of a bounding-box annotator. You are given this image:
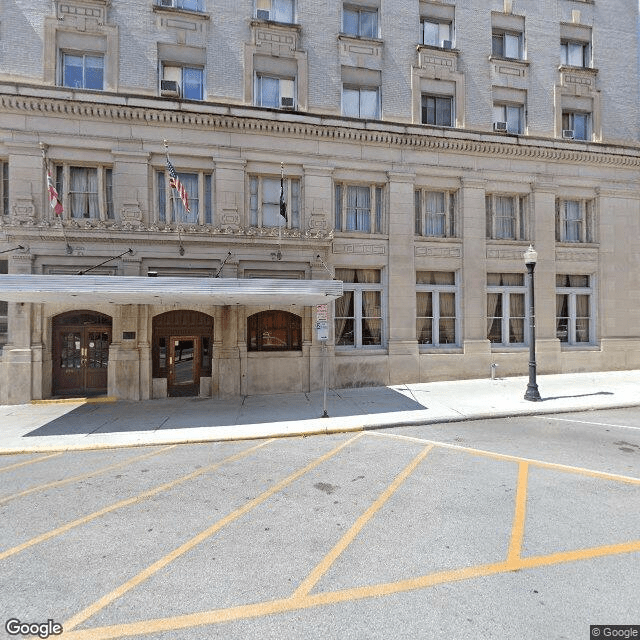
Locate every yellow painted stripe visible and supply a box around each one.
[31,396,117,405]
[0,439,274,562]
[59,539,640,640]
[506,462,529,564]
[63,434,364,633]
[0,445,178,506]
[0,451,64,473]
[292,444,434,599]
[369,432,640,485]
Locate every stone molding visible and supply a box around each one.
[332,243,386,255]
[1,93,640,167]
[415,245,462,258]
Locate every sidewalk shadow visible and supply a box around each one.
[541,391,614,401]
[23,386,427,437]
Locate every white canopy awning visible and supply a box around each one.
[0,275,343,306]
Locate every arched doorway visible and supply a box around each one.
[52,311,112,397]
[152,310,214,397]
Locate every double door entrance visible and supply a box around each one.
[53,311,112,397]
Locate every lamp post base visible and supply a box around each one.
[524,383,542,402]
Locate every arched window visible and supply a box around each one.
[247,310,301,352]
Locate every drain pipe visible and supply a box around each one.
[491,363,499,380]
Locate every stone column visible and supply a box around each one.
[215,158,246,230]
[460,177,491,367]
[111,147,150,227]
[387,171,419,384]
[4,252,36,404]
[531,177,561,373]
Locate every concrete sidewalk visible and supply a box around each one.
[0,369,638,453]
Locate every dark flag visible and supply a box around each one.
[279,174,287,222]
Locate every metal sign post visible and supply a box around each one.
[316,304,329,417]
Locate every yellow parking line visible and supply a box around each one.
[0,445,178,506]
[368,432,640,485]
[59,538,640,640]
[0,451,64,473]
[63,434,364,633]
[506,462,529,564]
[0,439,274,562]
[292,444,434,599]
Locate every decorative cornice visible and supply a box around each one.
[2,92,640,167]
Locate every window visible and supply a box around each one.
[161,65,204,100]
[486,194,527,240]
[334,269,383,348]
[249,176,300,228]
[159,0,205,11]
[492,31,523,59]
[256,0,295,23]
[0,260,6,347]
[255,75,295,109]
[343,6,378,38]
[487,273,526,346]
[561,40,590,68]
[0,161,7,217]
[556,199,595,243]
[335,183,383,233]
[556,274,593,345]
[157,169,213,225]
[342,86,380,119]
[414,189,456,237]
[62,53,104,90]
[493,103,524,134]
[421,94,453,127]
[421,19,452,48]
[562,111,590,141]
[247,310,302,351]
[416,271,458,346]
[54,165,113,220]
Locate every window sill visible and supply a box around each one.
[339,33,384,46]
[334,231,388,239]
[419,346,463,354]
[416,43,459,54]
[414,235,461,242]
[558,64,598,75]
[489,55,529,65]
[555,242,599,248]
[560,344,600,352]
[490,345,528,352]
[334,347,387,355]
[247,350,303,357]
[250,19,301,30]
[153,5,210,19]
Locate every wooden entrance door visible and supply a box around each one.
[53,312,112,397]
[168,336,200,397]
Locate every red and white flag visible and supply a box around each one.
[166,156,190,213]
[46,169,63,216]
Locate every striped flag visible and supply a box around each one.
[166,156,190,213]
[46,169,63,216]
[279,175,287,222]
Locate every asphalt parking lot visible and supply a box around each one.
[1,408,639,639]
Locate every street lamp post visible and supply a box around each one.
[524,244,542,401]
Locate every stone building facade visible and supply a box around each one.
[1,0,639,404]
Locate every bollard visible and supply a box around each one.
[491,363,498,380]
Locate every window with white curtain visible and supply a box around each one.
[343,6,378,38]
[335,183,383,233]
[486,194,527,240]
[487,273,527,346]
[54,165,113,220]
[342,86,380,119]
[556,274,593,345]
[249,176,299,229]
[414,189,456,237]
[416,271,458,346]
[334,269,383,348]
[156,169,213,225]
[556,199,595,243]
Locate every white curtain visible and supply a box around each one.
[509,293,525,343]
[495,196,514,239]
[487,293,502,342]
[439,292,456,344]
[334,269,355,346]
[70,167,99,219]
[416,292,432,344]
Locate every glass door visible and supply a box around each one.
[168,336,200,396]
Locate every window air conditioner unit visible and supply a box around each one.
[562,129,575,139]
[442,40,452,49]
[160,80,180,96]
[493,121,508,132]
[280,96,294,109]
[160,0,174,7]
[257,9,270,19]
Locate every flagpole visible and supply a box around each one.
[277,162,284,261]
[164,139,187,255]
[40,143,72,255]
